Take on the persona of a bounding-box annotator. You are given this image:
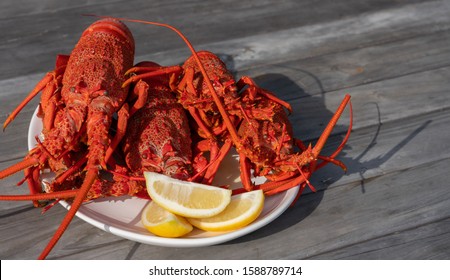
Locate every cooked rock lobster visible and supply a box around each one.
[0,16,352,260]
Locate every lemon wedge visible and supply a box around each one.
[141,200,193,237]
[187,190,264,232]
[144,171,232,218]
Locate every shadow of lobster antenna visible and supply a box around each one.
[355,102,432,193]
[251,65,433,196]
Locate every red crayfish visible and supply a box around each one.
[1,18,138,259]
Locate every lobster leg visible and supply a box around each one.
[122,65,182,88]
[188,107,216,139]
[53,156,87,186]
[176,67,197,97]
[128,79,149,116]
[265,177,310,196]
[239,153,254,191]
[202,139,233,184]
[294,138,346,169]
[23,167,44,207]
[105,103,130,164]
[237,76,293,113]
[260,168,312,195]
[39,77,62,132]
[3,65,66,131]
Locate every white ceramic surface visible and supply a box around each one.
[28,107,299,247]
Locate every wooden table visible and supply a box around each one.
[1,0,449,260]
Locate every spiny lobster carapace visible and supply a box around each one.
[121,61,196,182]
[0,18,135,259]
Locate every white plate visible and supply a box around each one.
[28,107,299,247]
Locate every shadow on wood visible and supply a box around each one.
[219,63,433,247]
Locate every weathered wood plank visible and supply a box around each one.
[0,0,441,80]
[0,203,134,259]
[287,164,449,260]
[308,218,450,259]
[274,64,450,143]
[144,0,450,71]
[239,30,450,101]
[0,0,118,18]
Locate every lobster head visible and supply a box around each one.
[180,51,238,112]
[61,18,135,109]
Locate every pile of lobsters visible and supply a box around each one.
[0,17,352,259]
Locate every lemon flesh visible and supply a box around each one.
[141,200,193,238]
[144,171,232,218]
[188,190,265,232]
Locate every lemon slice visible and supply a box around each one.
[141,200,193,237]
[187,190,265,232]
[144,171,232,218]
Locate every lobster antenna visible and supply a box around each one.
[84,15,242,149]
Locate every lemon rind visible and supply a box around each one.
[187,190,265,231]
